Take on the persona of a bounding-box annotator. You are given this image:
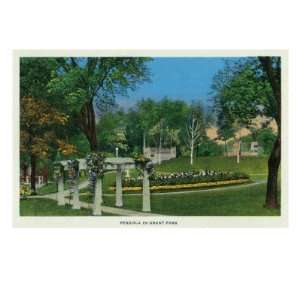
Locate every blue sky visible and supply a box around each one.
[117,57,232,109]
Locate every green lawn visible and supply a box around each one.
[37,176,87,195]
[29,156,280,217]
[80,171,117,194]
[20,198,114,216]
[20,198,92,216]
[156,156,268,179]
[86,156,279,216]
[79,182,280,216]
[83,156,269,195]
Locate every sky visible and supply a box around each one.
[117,57,231,109]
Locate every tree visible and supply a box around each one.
[20,97,75,193]
[256,128,277,155]
[185,103,206,165]
[20,57,58,99]
[197,138,223,156]
[217,114,235,156]
[258,57,281,208]
[96,110,128,155]
[232,122,244,164]
[125,109,144,155]
[20,58,78,193]
[48,57,151,151]
[164,127,180,147]
[134,97,189,153]
[212,57,281,208]
[136,98,160,152]
[148,118,165,164]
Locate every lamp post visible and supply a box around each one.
[115,147,119,157]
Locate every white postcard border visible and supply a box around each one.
[13,49,288,228]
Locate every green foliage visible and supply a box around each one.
[68,133,90,157]
[256,128,277,155]
[197,139,224,156]
[216,112,235,142]
[134,97,190,148]
[212,59,276,127]
[48,57,152,112]
[240,135,253,152]
[96,110,128,154]
[20,58,58,100]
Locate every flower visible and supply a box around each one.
[118,178,250,192]
[20,184,31,198]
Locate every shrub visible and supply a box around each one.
[20,183,31,198]
[197,140,224,156]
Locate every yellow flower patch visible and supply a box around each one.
[110,179,251,192]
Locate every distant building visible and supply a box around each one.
[226,141,259,157]
[144,147,176,164]
[20,165,47,186]
[205,116,277,157]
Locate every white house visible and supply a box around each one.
[143,147,176,164]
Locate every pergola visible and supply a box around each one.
[104,157,135,208]
[55,157,152,215]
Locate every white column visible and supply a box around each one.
[142,169,151,212]
[57,176,65,206]
[115,166,123,207]
[72,180,81,209]
[93,177,103,215]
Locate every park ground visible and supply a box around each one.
[20,156,281,217]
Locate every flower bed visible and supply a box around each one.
[20,183,31,198]
[110,170,251,192]
[119,178,250,192]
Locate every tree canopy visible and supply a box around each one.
[47,57,152,150]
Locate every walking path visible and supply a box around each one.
[27,180,159,216]
[75,200,160,216]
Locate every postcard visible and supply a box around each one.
[13,49,288,227]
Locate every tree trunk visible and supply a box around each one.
[79,101,98,151]
[143,132,146,154]
[224,140,227,156]
[265,133,281,208]
[236,139,240,164]
[30,154,36,194]
[22,163,28,180]
[259,57,281,209]
[158,128,162,165]
[88,104,97,151]
[190,139,194,165]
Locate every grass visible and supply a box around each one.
[36,182,57,195]
[80,171,117,194]
[155,156,268,179]
[20,198,113,216]
[29,156,280,217]
[79,181,280,216]
[37,176,87,195]
[83,156,269,195]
